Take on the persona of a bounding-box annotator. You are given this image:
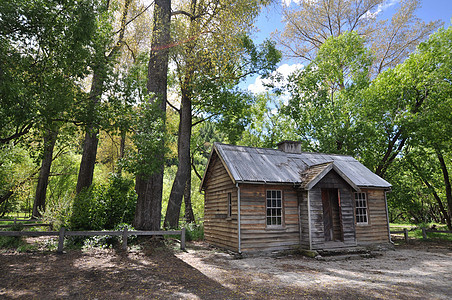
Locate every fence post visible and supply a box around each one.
[403,228,409,242]
[57,227,66,254]
[181,227,186,250]
[122,227,128,251]
[422,227,427,239]
[14,217,17,225]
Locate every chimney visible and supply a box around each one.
[277,140,302,154]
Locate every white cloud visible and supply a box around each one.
[361,0,399,20]
[282,0,317,7]
[247,63,303,94]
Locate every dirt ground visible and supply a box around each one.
[0,237,451,299]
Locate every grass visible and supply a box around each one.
[0,224,38,252]
[390,223,452,242]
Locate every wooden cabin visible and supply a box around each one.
[200,141,392,254]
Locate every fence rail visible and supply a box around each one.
[0,227,186,253]
[0,217,37,223]
[390,227,452,242]
[0,223,52,229]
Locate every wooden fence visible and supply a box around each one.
[0,227,186,253]
[390,227,452,242]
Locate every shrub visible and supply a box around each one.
[185,223,204,241]
[82,223,136,249]
[41,192,74,230]
[70,174,137,231]
[70,186,106,231]
[103,175,136,229]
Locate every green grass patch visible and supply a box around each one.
[390,223,452,242]
[0,224,33,252]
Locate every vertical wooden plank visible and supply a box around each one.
[404,228,409,242]
[181,227,186,250]
[57,227,65,254]
[122,227,128,250]
[322,189,332,241]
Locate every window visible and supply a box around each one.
[266,190,282,226]
[227,193,232,218]
[355,192,368,224]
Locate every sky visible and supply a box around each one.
[245,0,452,94]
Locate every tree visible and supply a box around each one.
[284,31,372,155]
[276,0,441,75]
[0,0,101,215]
[76,0,133,194]
[32,128,59,217]
[240,93,299,148]
[0,0,97,144]
[163,0,280,228]
[134,0,171,231]
[367,25,452,227]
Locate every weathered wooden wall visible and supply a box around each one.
[203,154,238,251]
[240,184,300,253]
[309,170,357,250]
[355,188,390,244]
[298,190,310,249]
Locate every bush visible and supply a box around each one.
[70,186,106,231]
[185,223,204,241]
[70,174,137,231]
[82,223,136,249]
[41,192,74,230]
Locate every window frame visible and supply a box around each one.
[266,190,283,228]
[354,192,369,225]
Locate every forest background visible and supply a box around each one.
[1,0,451,233]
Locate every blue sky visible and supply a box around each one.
[245,0,452,93]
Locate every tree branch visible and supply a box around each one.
[0,123,33,144]
[167,100,180,113]
[115,1,155,35]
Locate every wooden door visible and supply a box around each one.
[322,189,333,241]
[322,189,343,242]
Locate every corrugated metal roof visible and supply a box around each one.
[212,143,391,189]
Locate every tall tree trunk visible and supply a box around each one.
[184,173,195,223]
[134,0,171,231]
[164,89,192,228]
[32,128,58,218]
[117,130,126,176]
[75,71,103,194]
[435,147,452,230]
[75,0,130,194]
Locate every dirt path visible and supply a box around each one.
[0,239,451,299]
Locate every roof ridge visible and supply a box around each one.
[215,142,355,158]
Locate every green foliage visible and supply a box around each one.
[188,38,281,143]
[240,93,299,148]
[75,223,136,250]
[0,144,35,216]
[0,0,100,142]
[390,223,452,242]
[41,192,74,230]
[386,159,431,224]
[70,174,137,231]
[125,102,167,177]
[185,223,204,242]
[0,224,25,250]
[284,31,372,155]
